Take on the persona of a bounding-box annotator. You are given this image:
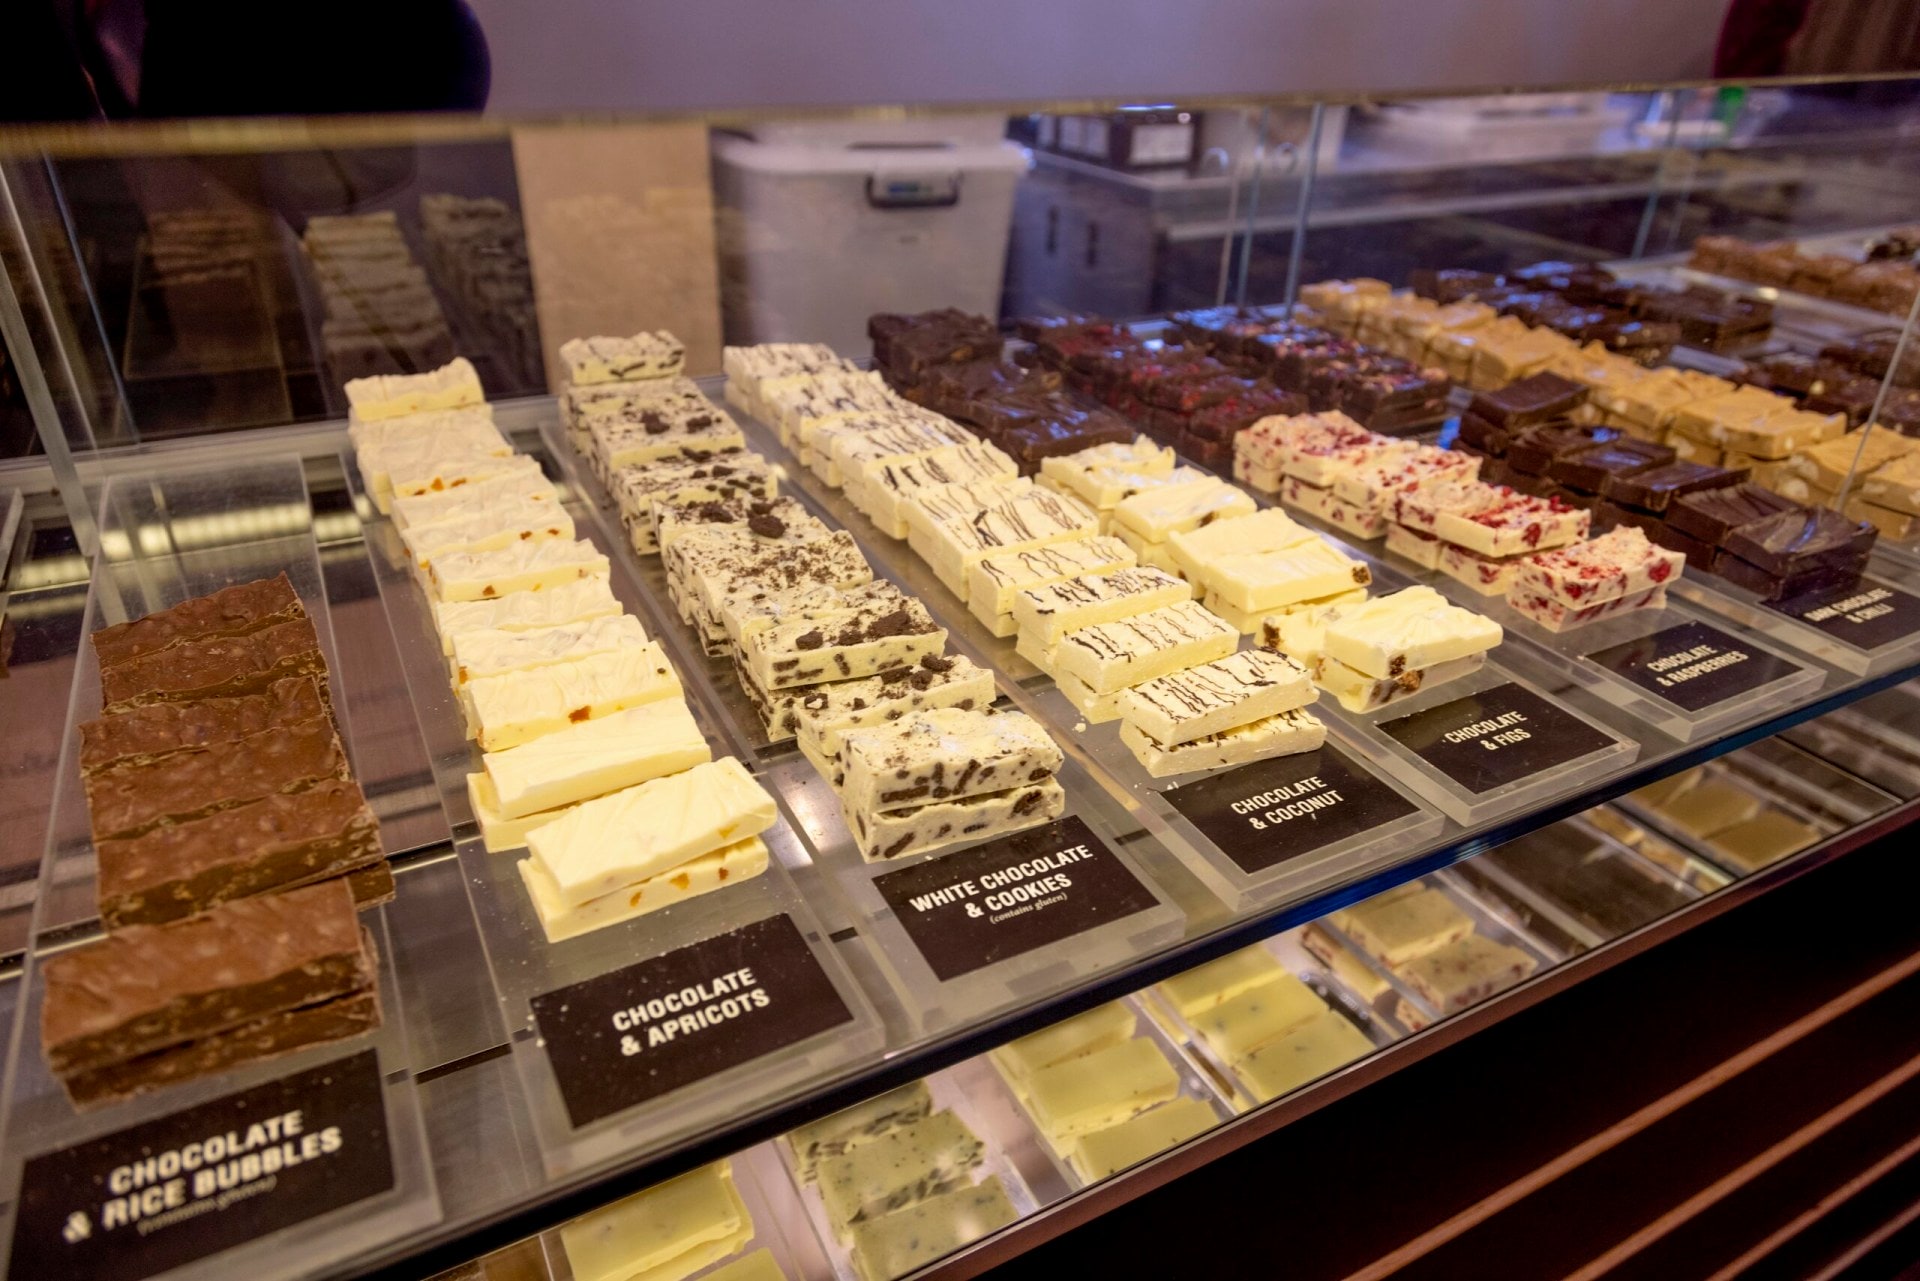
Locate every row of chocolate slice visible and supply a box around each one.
[555,338,1059,864]
[356,344,779,943]
[1306,271,1920,544]
[47,573,387,1107]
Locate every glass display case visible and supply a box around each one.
[3,68,1920,1281]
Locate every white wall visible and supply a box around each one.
[469,0,1729,116]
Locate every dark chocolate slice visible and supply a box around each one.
[1456,412,1512,455]
[1507,423,1620,477]
[91,573,305,671]
[1468,372,1587,427]
[84,716,349,840]
[1600,460,1748,513]
[1721,507,1878,578]
[100,615,327,714]
[42,879,374,1078]
[79,676,328,775]
[1712,547,1869,602]
[61,988,381,1110]
[1548,439,1676,494]
[1646,519,1718,571]
[96,778,383,929]
[1667,483,1801,546]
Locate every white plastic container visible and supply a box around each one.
[712,122,1030,355]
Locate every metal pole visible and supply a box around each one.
[1837,261,1920,509]
[1281,103,1325,316]
[0,231,98,561]
[1233,107,1272,308]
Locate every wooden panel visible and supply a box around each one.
[511,123,724,383]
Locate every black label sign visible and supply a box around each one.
[1378,682,1616,794]
[872,815,1157,982]
[1588,619,1803,712]
[1768,580,1920,650]
[9,1050,392,1281]
[531,914,852,1128]
[1160,743,1419,875]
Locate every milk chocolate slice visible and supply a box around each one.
[60,988,382,1109]
[42,879,374,1078]
[83,716,348,841]
[90,573,306,671]
[96,779,382,929]
[100,615,327,714]
[79,676,328,775]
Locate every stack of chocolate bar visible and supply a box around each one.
[1455,372,1592,487]
[1004,317,1286,466]
[42,880,379,1108]
[1732,351,1920,433]
[45,573,387,1106]
[1410,259,1764,354]
[1692,234,1920,318]
[1819,330,1920,395]
[1443,378,1886,601]
[1171,309,1450,436]
[1663,485,1878,601]
[869,310,1133,471]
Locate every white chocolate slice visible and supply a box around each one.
[1158,947,1289,1019]
[847,777,1065,861]
[463,642,681,751]
[1168,508,1316,581]
[559,1161,747,1281]
[401,494,574,567]
[1051,600,1237,695]
[1189,537,1372,615]
[1111,478,1256,544]
[1331,886,1473,967]
[786,1081,935,1182]
[1120,706,1326,778]
[1070,1098,1216,1180]
[432,575,620,657]
[527,757,776,907]
[1011,566,1189,646]
[345,356,482,420]
[847,1177,1017,1281]
[1234,1009,1373,1102]
[839,708,1061,815]
[426,537,610,603]
[389,468,555,532]
[1319,586,1501,680]
[743,597,945,691]
[381,452,546,513]
[559,330,685,385]
[1193,971,1328,1062]
[794,656,997,762]
[1209,586,1368,636]
[451,613,650,685]
[1026,1037,1180,1142]
[466,772,568,853]
[1396,933,1538,1017]
[482,697,710,819]
[992,1002,1136,1086]
[1116,648,1314,746]
[859,442,1022,537]
[913,491,1100,600]
[967,536,1138,618]
[519,836,769,944]
[1311,650,1486,714]
[900,476,1036,543]
[817,1109,985,1229]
